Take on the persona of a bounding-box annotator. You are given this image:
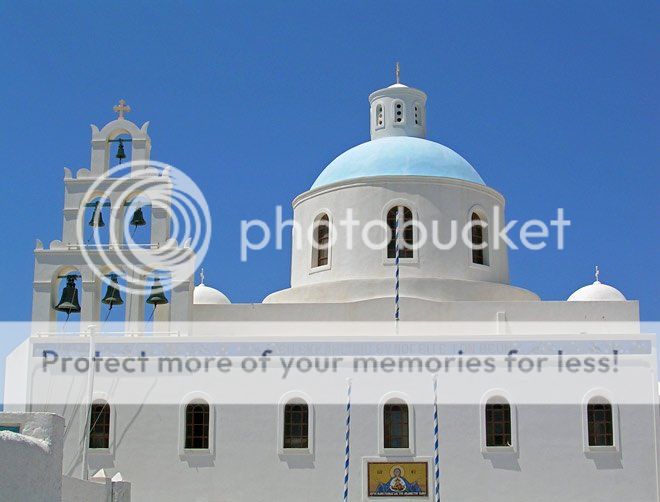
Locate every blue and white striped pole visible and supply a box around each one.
[394,206,401,323]
[433,374,440,502]
[343,378,352,501]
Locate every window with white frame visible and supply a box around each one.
[587,399,614,447]
[387,206,414,259]
[312,213,330,268]
[185,401,210,449]
[470,211,489,265]
[383,402,409,448]
[393,100,405,124]
[278,394,314,454]
[376,103,384,128]
[89,400,110,449]
[485,400,511,447]
[283,402,309,449]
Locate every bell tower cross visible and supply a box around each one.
[112,99,131,120]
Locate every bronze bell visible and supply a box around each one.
[130,207,147,227]
[101,273,123,309]
[115,139,127,161]
[146,278,169,306]
[88,201,105,228]
[55,275,81,315]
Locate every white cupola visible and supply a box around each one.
[369,63,427,140]
[567,267,626,302]
[193,269,231,305]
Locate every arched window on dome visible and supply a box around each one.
[185,401,210,449]
[312,213,330,269]
[387,206,414,259]
[393,100,405,125]
[470,212,488,265]
[89,400,110,449]
[375,103,384,129]
[587,399,614,447]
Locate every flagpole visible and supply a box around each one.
[343,378,352,502]
[433,374,440,502]
[81,325,96,480]
[394,206,401,324]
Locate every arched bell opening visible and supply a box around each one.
[107,131,133,170]
[51,267,83,330]
[82,196,111,246]
[124,194,152,246]
[98,270,126,332]
[144,271,170,330]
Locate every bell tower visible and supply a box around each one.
[31,100,194,332]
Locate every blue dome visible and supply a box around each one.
[312,136,484,189]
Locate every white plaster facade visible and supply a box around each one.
[0,412,131,501]
[2,78,659,502]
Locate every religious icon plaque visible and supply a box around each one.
[366,461,429,497]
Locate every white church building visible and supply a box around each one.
[2,73,659,501]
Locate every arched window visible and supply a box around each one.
[587,401,613,446]
[470,212,488,265]
[393,101,405,124]
[89,401,110,449]
[384,403,409,448]
[485,401,511,447]
[387,206,414,259]
[414,104,420,125]
[312,214,330,268]
[376,103,384,128]
[283,402,309,449]
[185,402,210,449]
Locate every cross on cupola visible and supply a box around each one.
[113,99,131,120]
[395,61,401,84]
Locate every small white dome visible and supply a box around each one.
[567,281,626,302]
[193,283,230,305]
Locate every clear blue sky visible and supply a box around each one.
[0,1,657,394]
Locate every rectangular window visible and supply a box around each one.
[185,403,210,449]
[283,403,309,449]
[387,207,414,259]
[587,403,613,446]
[384,404,409,449]
[317,220,329,267]
[89,402,110,449]
[485,403,511,447]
